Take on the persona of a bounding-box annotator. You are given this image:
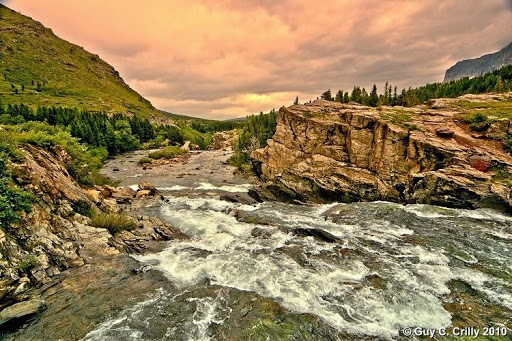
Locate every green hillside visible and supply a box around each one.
[0,4,161,119]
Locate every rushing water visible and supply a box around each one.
[83,184,512,340]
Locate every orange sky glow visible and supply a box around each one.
[5,0,512,119]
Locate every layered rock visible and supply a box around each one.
[252,98,512,210]
[0,145,184,325]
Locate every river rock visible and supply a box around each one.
[100,198,120,213]
[0,297,45,326]
[138,181,157,193]
[136,190,152,199]
[84,189,101,204]
[220,193,258,205]
[111,187,136,203]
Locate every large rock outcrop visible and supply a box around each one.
[0,145,185,324]
[252,98,512,210]
[444,42,512,82]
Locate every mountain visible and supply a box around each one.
[444,42,512,82]
[0,4,161,119]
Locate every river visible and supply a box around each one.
[9,150,512,340]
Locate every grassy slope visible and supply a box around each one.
[0,4,161,119]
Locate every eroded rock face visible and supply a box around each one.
[0,146,184,324]
[252,99,512,210]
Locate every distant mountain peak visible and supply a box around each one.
[444,42,512,82]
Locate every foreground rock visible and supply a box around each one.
[252,97,512,211]
[0,145,185,329]
[0,297,45,327]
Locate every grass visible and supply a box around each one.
[453,100,512,120]
[0,4,161,119]
[178,123,212,149]
[148,146,187,160]
[380,110,419,131]
[90,213,136,234]
[490,164,512,188]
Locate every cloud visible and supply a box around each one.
[5,0,512,119]
[507,0,512,11]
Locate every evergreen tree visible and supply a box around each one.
[335,90,343,103]
[383,82,389,105]
[351,87,362,103]
[361,88,369,105]
[293,96,299,105]
[343,92,350,103]
[321,89,333,101]
[369,84,379,107]
[495,76,504,93]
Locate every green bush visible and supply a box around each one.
[91,213,136,234]
[228,149,248,168]
[18,256,39,272]
[148,146,187,160]
[138,157,153,165]
[72,199,93,217]
[3,123,114,187]
[465,113,492,131]
[468,113,489,123]
[504,135,512,154]
[0,179,32,229]
[0,135,32,229]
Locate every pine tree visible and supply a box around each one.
[343,92,350,103]
[293,96,299,105]
[495,76,504,93]
[369,84,379,107]
[335,90,343,103]
[321,89,333,101]
[351,87,362,104]
[383,82,389,105]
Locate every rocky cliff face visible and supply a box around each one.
[252,96,512,211]
[444,42,512,82]
[0,145,185,326]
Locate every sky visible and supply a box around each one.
[4,0,512,119]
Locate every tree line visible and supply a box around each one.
[190,119,242,133]
[0,104,185,156]
[316,64,512,107]
[229,109,278,169]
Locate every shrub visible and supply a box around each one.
[18,256,39,272]
[0,179,32,229]
[505,135,512,154]
[0,135,32,229]
[466,113,492,131]
[468,113,488,123]
[148,146,187,160]
[138,157,153,165]
[90,213,136,234]
[72,199,93,218]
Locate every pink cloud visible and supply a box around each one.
[6,0,512,119]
